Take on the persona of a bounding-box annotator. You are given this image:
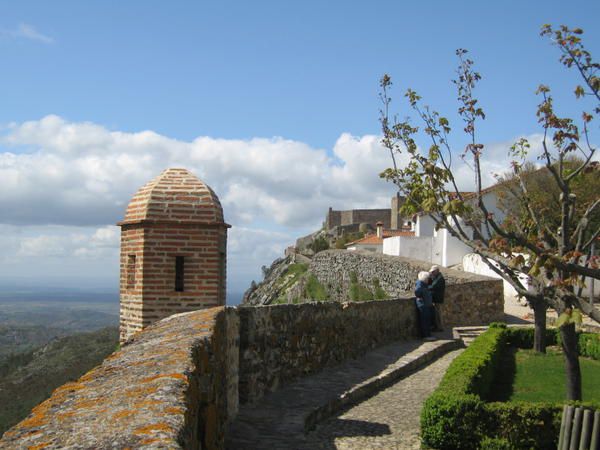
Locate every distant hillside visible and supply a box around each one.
[0,307,117,331]
[0,327,119,437]
[0,300,118,358]
[0,325,71,359]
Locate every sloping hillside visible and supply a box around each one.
[0,327,119,436]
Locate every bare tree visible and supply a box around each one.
[380,25,599,400]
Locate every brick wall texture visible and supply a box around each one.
[118,168,229,343]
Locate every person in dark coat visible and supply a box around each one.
[429,265,445,332]
[415,271,435,340]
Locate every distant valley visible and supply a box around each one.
[0,289,120,436]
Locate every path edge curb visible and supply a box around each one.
[304,339,463,432]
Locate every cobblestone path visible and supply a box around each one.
[226,338,461,450]
[305,349,463,449]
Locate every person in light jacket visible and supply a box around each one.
[415,271,435,340]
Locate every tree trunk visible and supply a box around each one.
[532,300,547,353]
[560,323,582,401]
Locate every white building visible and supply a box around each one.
[347,222,414,253]
[382,187,526,302]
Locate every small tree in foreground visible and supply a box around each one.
[379,25,599,400]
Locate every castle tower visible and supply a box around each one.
[390,193,405,230]
[118,168,230,343]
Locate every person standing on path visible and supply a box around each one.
[415,271,435,341]
[429,265,445,332]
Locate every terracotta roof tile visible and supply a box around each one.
[346,230,415,246]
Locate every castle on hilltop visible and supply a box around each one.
[325,194,406,231]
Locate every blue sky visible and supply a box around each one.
[0,1,598,301]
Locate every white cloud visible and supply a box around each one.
[14,225,119,259]
[1,23,54,44]
[0,115,397,228]
[18,235,67,257]
[0,115,560,295]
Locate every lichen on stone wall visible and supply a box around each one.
[0,307,239,450]
[1,252,502,449]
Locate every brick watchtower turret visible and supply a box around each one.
[118,168,230,343]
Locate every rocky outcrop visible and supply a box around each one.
[242,255,293,305]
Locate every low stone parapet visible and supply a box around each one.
[1,254,503,449]
[238,299,419,404]
[0,307,240,450]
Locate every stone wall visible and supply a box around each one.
[349,208,392,228]
[1,252,503,449]
[0,307,239,450]
[237,300,418,404]
[309,250,504,327]
[326,207,392,229]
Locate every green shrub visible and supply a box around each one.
[421,328,506,449]
[578,332,600,360]
[349,271,373,301]
[304,274,329,301]
[486,401,562,449]
[309,236,329,253]
[478,436,514,450]
[421,326,600,449]
[372,278,387,300]
[504,326,558,348]
[421,393,487,449]
[437,327,506,399]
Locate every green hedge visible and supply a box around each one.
[578,332,600,360]
[421,326,600,449]
[503,326,558,349]
[437,326,506,399]
[421,326,507,449]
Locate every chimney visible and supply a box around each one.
[376,221,383,239]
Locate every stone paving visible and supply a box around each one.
[225,337,461,450]
[305,349,463,449]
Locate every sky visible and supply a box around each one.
[0,1,598,302]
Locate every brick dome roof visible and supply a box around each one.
[121,168,225,224]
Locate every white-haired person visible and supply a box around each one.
[415,271,435,341]
[429,265,446,332]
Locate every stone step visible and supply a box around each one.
[452,326,488,346]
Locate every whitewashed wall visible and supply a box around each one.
[347,243,382,253]
[442,229,473,267]
[431,228,444,266]
[415,215,435,237]
[383,236,432,261]
[462,253,530,304]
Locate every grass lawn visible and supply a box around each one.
[496,347,600,403]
